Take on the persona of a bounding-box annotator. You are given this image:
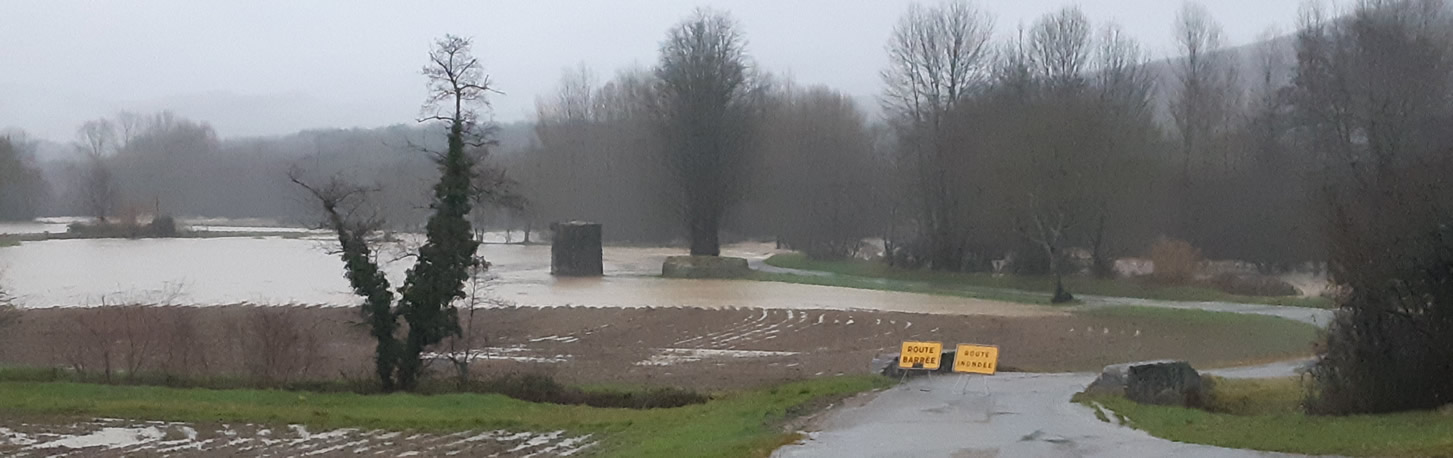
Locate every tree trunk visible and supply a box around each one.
[1090,212,1113,279]
[1045,243,1075,303]
[689,207,720,256]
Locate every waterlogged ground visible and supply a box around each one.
[0,235,1049,318]
[0,305,1316,389]
[0,417,593,457]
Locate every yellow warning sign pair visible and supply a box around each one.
[898,341,999,375]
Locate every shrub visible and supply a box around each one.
[66,215,179,239]
[241,307,320,384]
[61,306,163,383]
[148,215,178,237]
[1309,159,1453,414]
[1206,273,1299,297]
[470,372,707,409]
[1149,238,1200,283]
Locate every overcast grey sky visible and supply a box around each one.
[1,0,1304,142]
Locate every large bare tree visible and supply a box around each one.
[881,0,995,271]
[74,119,119,223]
[1171,1,1241,176]
[653,8,761,256]
[757,83,880,259]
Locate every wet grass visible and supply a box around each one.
[0,374,893,457]
[748,271,1053,304]
[1081,307,1320,366]
[762,253,1334,308]
[1046,306,1319,372]
[0,368,706,409]
[1079,377,1453,456]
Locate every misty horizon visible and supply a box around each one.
[2,0,1301,142]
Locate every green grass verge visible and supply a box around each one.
[0,375,893,457]
[1082,306,1320,362]
[763,253,1333,308]
[0,239,17,248]
[747,271,1052,304]
[1079,377,1453,456]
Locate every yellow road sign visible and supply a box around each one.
[953,344,999,375]
[899,341,943,370]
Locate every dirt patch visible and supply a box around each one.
[0,416,593,457]
[0,305,1314,390]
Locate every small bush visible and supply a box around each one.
[1150,238,1201,283]
[148,215,178,237]
[66,214,180,239]
[241,307,320,384]
[1309,158,1453,415]
[470,372,708,409]
[1206,273,1299,297]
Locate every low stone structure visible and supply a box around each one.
[1084,360,1206,407]
[550,221,602,277]
[661,255,750,279]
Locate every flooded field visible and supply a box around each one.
[0,218,76,235]
[0,235,1050,317]
[0,417,594,457]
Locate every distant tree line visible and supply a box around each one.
[0,134,49,221]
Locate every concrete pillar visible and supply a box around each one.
[551,221,603,277]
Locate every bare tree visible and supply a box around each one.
[522,67,675,244]
[756,83,880,259]
[115,111,144,149]
[0,269,17,340]
[1029,6,1093,92]
[1088,23,1160,277]
[1171,1,1242,176]
[881,0,995,270]
[0,135,48,221]
[74,119,119,222]
[654,9,762,256]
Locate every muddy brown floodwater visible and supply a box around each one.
[0,238,1054,319]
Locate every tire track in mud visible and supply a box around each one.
[0,419,595,457]
[486,306,919,374]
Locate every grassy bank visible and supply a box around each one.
[1081,377,1453,456]
[763,253,1333,308]
[748,270,1051,304]
[0,375,892,457]
[1080,306,1320,364]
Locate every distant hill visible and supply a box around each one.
[1142,33,1299,121]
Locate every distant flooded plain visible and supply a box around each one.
[0,231,1053,317]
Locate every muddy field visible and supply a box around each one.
[0,416,594,457]
[0,305,1314,390]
